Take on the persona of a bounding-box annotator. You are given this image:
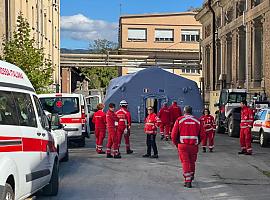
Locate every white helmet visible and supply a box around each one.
[120,100,128,107]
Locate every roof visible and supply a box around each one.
[120,12,198,19]
[38,93,84,98]
[0,60,34,92]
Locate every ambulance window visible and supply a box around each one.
[0,91,19,126]
[33,96,49,129]
[13,92,37,127]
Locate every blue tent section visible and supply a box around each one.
[104,67,203,122]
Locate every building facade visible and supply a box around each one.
[196,0,270,111]
[119,12,203,86]
[0,0,60,91]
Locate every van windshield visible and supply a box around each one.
[40,97,79,115]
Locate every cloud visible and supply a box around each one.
[61,14,118,43]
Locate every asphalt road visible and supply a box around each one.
[38,124,270,200]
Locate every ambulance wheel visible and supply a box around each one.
[42,161,59,196]
[62,148,69,162]
[78,137,85,147]
[2,183,14,200]
[228,117,239,138]
[260,131,268,147]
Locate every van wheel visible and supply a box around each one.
[78,137,85,147]
[228,117,239,138]
[2,183,14,200]
[42,161,59,196]
[260,131,268,147]
[62,148,69,162]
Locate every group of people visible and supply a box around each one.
[92,100,133,159]
[92,98,254,189]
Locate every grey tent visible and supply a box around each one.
[104,67,203,122]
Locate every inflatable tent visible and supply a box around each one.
[104,67,203,122]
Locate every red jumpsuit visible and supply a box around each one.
[171,114,202,184]
[158,105,171,139]
[240,106,254,153]
[116,107,132,153]
[200,115,216,150]
[106,110,119,155]
[169,103,182,133]
[92,110,106,153]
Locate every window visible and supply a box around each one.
[40,97,79,115]
[0,91,19,126]
[155,29,174,42]
[33,96,49,129]
[128,29,147,41]
[13,92,37,127]
[227,93,246,103]
[181,30,200,42]
[260,110,267,120]
[182,68,200,74]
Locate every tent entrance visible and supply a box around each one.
[144,96,167,118]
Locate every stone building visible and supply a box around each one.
[196,0,270,110]
[119,12,203,86]
[0,0,60,91]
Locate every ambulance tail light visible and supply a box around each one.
[264,121,270,128]
[220,105,225,114]
[81,105,86,123]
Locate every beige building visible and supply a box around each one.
[196,0,270,111]
[119,12,203,86]
[0,0,60,91]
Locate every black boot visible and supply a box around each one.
[238,150,246,154]
[107,154,113,158]
[114,154,122,159]
[184,182,187,187]
[151,154,159,159]
[165,137,169,141]
[209,148,213,153]
[203,147,206,153]
[186,182,192,188]
[142,154,150,158]
[161,135,165,140]
[126,149,133,154]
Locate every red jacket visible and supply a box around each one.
[169,103,182,122]
[106,110,119,128]
[144,113,161,134]
[171,114,202,146]
[240,106,254,128]
[92,110,106,129]
[158,106,171,124]
[116,107,131,127]
[200,115,216,133]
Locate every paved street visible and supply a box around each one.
[38,124,270,200]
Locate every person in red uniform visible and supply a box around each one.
[92,103,106,154]
[200,108,216,153]
[158,102,171,141]
[238,100,254,155]
[169,101,182,135]
[106,103,119,158]
[115,100,133,157]
[143,107,161,158]
[171,105,202,188]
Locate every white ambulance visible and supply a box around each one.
[38,93,90,147]
[0,61,59,200]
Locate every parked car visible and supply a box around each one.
[251,108,270,147]
[38,93,90,147]
[0,61,59,200]
[45,112,69,162]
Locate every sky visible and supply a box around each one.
[60,0,204,49]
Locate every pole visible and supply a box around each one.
[244,0,249,91]
[208,0,216,91]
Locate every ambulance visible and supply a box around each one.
[0,61,59,200]
[38,93,90,147]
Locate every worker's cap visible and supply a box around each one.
[120,100,128,106]
[147,107,153,110]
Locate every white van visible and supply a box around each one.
[38,93,90,147]
[0,61,59,200]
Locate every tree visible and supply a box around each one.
[83,39,118,89]
[186,6,202,12]
[1,13,53,93]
